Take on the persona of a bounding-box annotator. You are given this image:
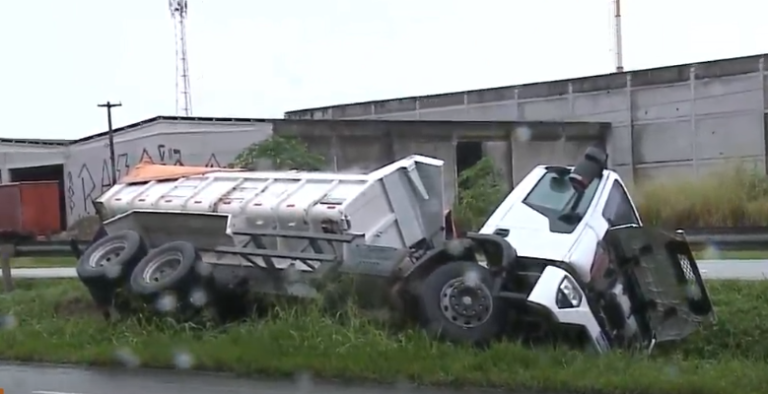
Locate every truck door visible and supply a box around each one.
[603,224,716,343]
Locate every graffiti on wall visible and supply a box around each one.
[61,120,275,227]
[66,143,224,220]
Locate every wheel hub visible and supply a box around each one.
[89,241,127,268]
[143,252,182,284]
[439,277,493,327]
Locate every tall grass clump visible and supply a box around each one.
[636,165,768,229]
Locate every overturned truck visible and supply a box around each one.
[76,148,715,353]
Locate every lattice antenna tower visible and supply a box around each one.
[170,0,193,115]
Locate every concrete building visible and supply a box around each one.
[285,53,768,187]
[1,117,602,228]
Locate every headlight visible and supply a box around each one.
[556,276,582,308]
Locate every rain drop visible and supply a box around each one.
[463,269,482,288]
[155,292,178,313]
[514,126,533,142]
[0,315,17,330]
[105,263,122,279]
[189,288,208,307]
[173,349,195,369]
[294,371,313,394]
[114,347,140,368]
[700,244,721,260]
[195,260,213,277]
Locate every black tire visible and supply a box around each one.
[76,230,147,285]
[129,241,201,300]
[417,261,503,345]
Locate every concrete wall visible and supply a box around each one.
[14,117,603,227]
[273,120,606,211]
[0,143,68,182]
[285,53,768,186]
[64,119,273,224]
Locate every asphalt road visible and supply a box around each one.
[0,363,467,394]
[4,260,768,280]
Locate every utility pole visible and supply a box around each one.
[613,0,624,72]
[97,101,122,185]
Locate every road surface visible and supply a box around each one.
[4,260,768,280]
[0,363,466,394]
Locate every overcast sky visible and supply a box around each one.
[1,0,765,139]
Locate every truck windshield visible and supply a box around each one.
[523,171,600,233]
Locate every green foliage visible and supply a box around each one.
[453,157,507,231]
[231,135,326,171]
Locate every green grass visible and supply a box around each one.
[11,257,77,268]
[0,279,767,394]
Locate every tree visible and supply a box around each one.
[453,157,506,232]
[231,135,326,171]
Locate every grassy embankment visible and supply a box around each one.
[0,278,765,394]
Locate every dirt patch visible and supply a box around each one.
[54,295,102,318]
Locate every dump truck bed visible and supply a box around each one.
[95,155,447,271]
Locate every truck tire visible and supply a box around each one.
[416,261,503,345]
[129,241,201,303]
[76,230,147,286]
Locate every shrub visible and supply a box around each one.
[231,135,326,171]
[453,157,507,231]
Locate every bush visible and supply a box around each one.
[453,157,506,231]
[231,135,326,171]
[635,166,768,229]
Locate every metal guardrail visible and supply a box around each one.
[682,227,768,251]
[13,240,89,258]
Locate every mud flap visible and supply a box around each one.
[603,225,715,344]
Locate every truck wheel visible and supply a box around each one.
[417,261,503,345]
[129,241,201,306]
[76,230,147,286]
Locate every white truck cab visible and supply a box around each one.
[480,165,638,282]
[473,147,715,352]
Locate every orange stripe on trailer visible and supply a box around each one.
[119,159,245,185]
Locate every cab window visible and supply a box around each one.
[602,180,639,227]
[523,170,601,233]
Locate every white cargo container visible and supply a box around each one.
[95,155,447,273]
